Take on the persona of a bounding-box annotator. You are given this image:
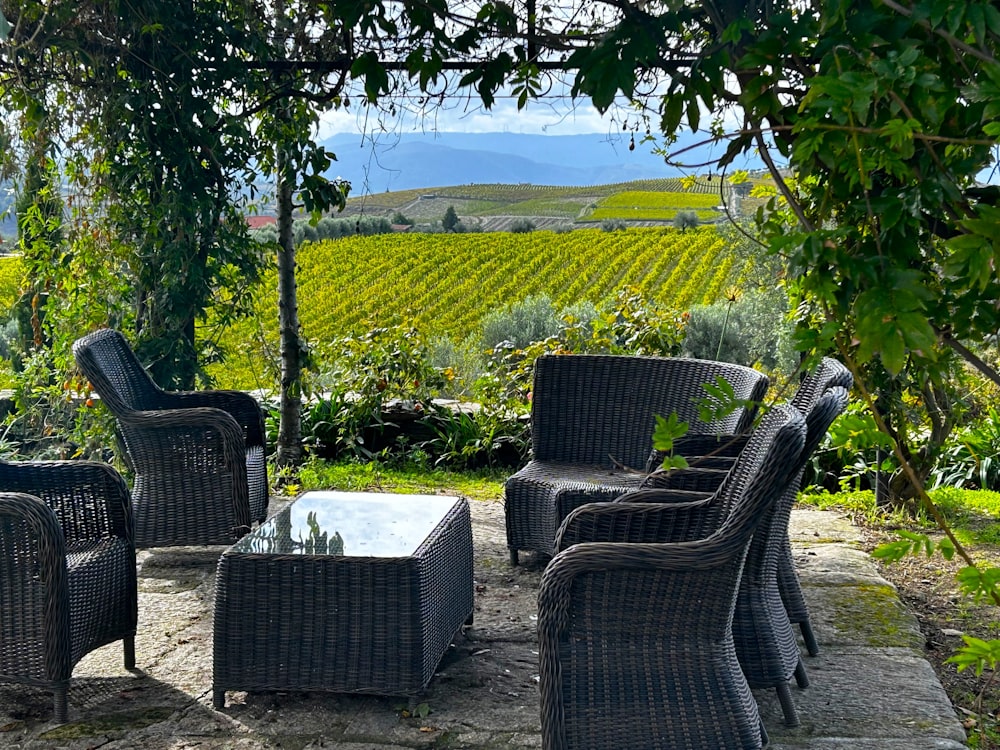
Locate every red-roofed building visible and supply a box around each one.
[246,215,277,229]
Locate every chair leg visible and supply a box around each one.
[794,657,809,688]
[124,636,136,669]
[759,719,770,748]
[775,682,800,727]
[509,548,519,566]
[800,620,820,657]
[53,681,68,724]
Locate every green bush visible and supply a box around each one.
[932,407,1000,491]
[508,218,535,233]
[681,300,750,364]
[479,294,561,351]
[680,288,794,372]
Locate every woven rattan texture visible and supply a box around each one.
[538,404,806,750]
[504,354,769,562]
[614,358,853,725]
[0,460,137,722]
[212,496,474,706]
[73,328,268,547]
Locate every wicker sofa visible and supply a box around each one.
[73,328,269,547]
[504,353,769,564]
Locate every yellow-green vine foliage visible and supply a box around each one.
[210,225,751,388]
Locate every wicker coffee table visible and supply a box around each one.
[212,491,474,708]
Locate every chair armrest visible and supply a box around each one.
[614,487,715,503]
[646,433,750,472]
[555,498,726,550]
[0,461,132,545]
[119,406,247,458]
[641,467,730,493]
[0,492,69,652]
[539,535,751,633]
[153,390,266,447]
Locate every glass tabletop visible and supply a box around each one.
[230,491,462,557]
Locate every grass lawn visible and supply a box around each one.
[285,457,508,502]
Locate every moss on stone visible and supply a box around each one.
[39,706,176,739]
[825,583,923,649]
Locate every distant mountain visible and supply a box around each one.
[320,131,759,193]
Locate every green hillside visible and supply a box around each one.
[214,225,748,387]
[340,177,735,227]
[0,180,761,390]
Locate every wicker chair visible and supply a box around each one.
[539,404,806,750]
[504,353,769,564]
[632,384,851,726]
[73,328,269,547]
[0,460,137,722]
[657,356,853,656]
[781,358,853,655]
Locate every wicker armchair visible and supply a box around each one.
[73,328,269,547]
[653,356,853,656]
[632,384,851,726]
[0,460,137,722]
[781,358,853,654]
[539,404,806,750]
[504,353,769,564]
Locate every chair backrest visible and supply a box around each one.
[790,356,853,415]
[743,386,851,582]
[73,329,164,415]
[530,353,769,468]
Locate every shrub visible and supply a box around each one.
[601,219,627,232]
[932,407,1000,491]
[390,211,413,226]
[479,294,561,351]
[508,218,535,233]
[306,322,447,459]
[680,288,794,373]
[674,210,699,231]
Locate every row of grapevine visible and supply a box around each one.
[597,191,721,209]
[280,226,748,349]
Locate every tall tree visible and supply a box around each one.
[0,0,268,388]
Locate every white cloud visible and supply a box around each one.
[316,80,632,140]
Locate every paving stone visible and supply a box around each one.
[0,500,967,749]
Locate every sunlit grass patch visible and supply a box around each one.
[291,457,506,502]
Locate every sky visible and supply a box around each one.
[316,83,640,140]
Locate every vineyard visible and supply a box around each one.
[210,225,749,384]
[0,180,760,389]
[340,177,730,226]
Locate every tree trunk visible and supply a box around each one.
[275,134,303,468]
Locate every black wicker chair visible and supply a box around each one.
[539,404,806,750]
[655,356,853,656]
[504,353,769,565]
[0,460,137,722]
[633,384,851,725]
[73,328,269,547]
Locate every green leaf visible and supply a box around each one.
[0,11,9,42]
[871,539,915,562]
[937,537,955,561]
[662,454,689,471]
[652,412,690,452]
[947,635,1000,676]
